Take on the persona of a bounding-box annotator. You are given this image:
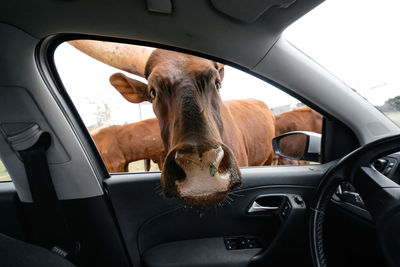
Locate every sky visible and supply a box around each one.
[54,0,400,127]
[284,0,400,106]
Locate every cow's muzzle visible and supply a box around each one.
[161,143,241,205]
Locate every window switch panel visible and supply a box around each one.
[224,237,262,250]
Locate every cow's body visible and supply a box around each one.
[221,99,275,166]
[90,118,164,172]
[274,107,322,165]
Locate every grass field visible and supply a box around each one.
[128,160,160,173]
[385,112,400,127]
[0,160,11,182]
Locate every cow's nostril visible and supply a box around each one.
[213,146,224,167]
[175,151,202,168]
[174,146,224,174]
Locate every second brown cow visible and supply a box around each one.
[274,107,322,165]
[90,118,164,173]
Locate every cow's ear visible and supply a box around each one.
[217,63,224,81]
[109,73,150,103]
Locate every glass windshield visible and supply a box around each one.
[284,0,400,126]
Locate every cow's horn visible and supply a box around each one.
[69,40,154,78]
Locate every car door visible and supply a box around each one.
[100,117,357,267]
[104,165,329,267]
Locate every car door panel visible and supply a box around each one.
[104,164,332,266]
[142,237,263,267]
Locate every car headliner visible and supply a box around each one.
[0,0,322,68]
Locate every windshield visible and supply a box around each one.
[284,0,400,126]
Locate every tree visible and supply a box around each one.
[377,96,400,112]
[387,96,400,111]
[94,102,111,127]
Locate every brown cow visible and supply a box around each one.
[274,107,322,165]
[90,118,164,173]
[70,40,275,205]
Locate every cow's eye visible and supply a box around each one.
[150,88,157,98]
[215,81,221,90]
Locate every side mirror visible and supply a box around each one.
[272,131,321,162]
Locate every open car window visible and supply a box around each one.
[54,40,324,173]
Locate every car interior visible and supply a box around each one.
[1,0,400,267]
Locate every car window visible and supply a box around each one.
[0,158,11,182]
[284,0,400,127]
[54,41,323,173]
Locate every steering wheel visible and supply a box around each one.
[310,134,400,267]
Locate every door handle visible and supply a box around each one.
[250,194,306,266]
[248,201,279,213]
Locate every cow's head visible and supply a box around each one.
[70,40,241,205]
